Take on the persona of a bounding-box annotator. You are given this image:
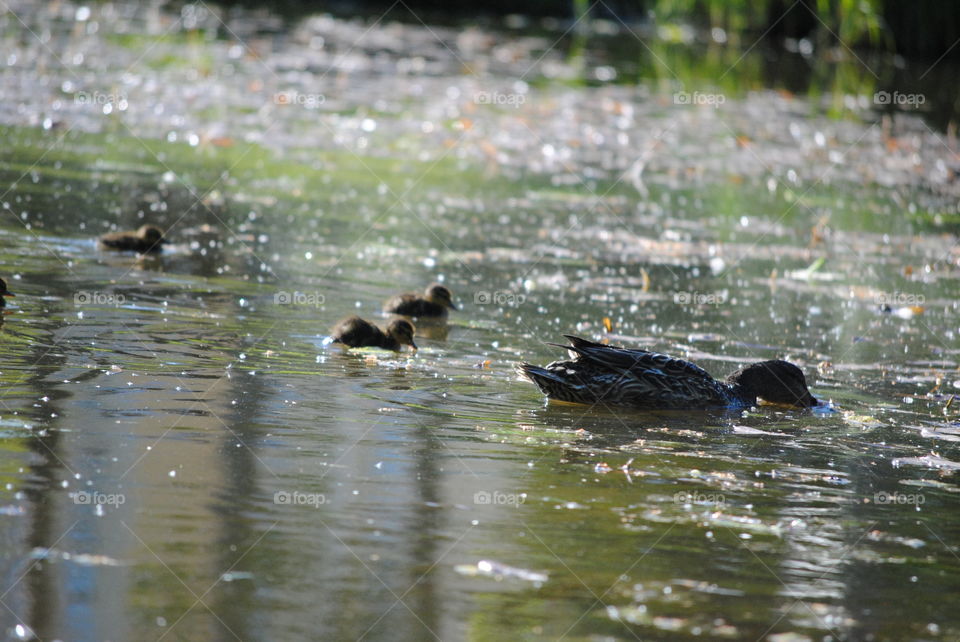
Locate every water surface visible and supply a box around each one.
[1,2,959,640]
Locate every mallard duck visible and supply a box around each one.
[384,283,456,318]
[518,335,818,409]
[330,316,417,352]
[0,278,15,308]
[99,225,165,253]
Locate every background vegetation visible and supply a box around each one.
[216,0,960,60]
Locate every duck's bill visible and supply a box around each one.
[409,341,418,351]
[447,301,458,310]
[1,291,14,297]
[758,395,820,409]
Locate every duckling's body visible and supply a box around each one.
[99,225,165,253]
[331,316,417,352]
[384,283,456,318]
[0,278,15,308]
[518,335,818,409]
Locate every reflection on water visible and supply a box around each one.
[1,0,959,640]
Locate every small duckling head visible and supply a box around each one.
[137,225,165,245]
[387,319,418,351]
[0,278,14,303]
[424,283,456,310]
[728,360,818,408]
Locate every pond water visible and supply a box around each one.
[1,1,960,640]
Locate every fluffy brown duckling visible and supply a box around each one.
[330,316,417,352]
[99,225,165,253]
[0,278,15,308]
[384,283,457,318]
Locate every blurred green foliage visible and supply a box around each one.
[216,0,958,60]
[651,0,886,49]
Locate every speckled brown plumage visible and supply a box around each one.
[518,335,818,409]
[384,283,456,318]
[99,225,165,253]
[331,316,417,352]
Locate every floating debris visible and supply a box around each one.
[842,411,883,429]
[28,548,125,566]
[455,559,548,585]
[732,425,790,437]
[220,571,255,582]
[893,454,960,472]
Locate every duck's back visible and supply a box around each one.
[332,317,389,349]
[99,232,141,251]
[99,232,160,253]
[524,336,735,408]
[384,294,445,317]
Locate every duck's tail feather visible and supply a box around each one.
[561,335,608,349]
[546,335,610,359]
[517,363,565,390]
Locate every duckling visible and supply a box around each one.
[0,278,15,308]
[384,283,457,318]
[99,225,165,253]
[518,335,819,409]
[331,316,417,352]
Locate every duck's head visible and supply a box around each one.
[387,319,418,351]
[137,225,165,244]
[0,279,16,308]
[424,283,456,310]
[728,359,818,408]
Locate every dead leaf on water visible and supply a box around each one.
[842,411,882,429]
